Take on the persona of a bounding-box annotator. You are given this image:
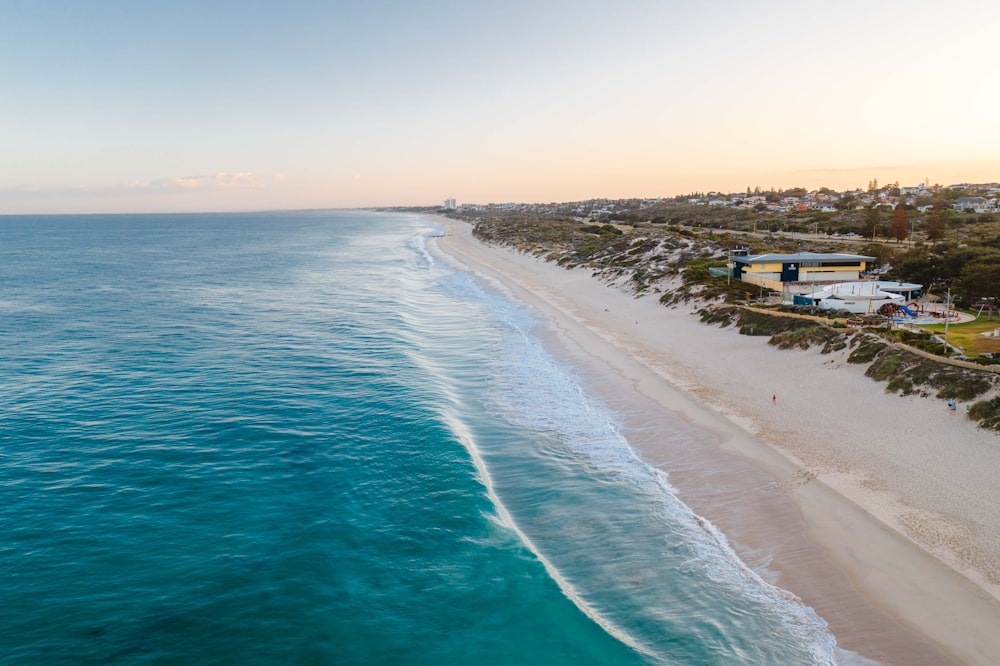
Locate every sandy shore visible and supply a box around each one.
[428,216,1000,665]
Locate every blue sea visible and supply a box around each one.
[0,210,843,664]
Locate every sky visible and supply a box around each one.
[3,0,1000,214]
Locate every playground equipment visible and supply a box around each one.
[876,300,962,322]
[876,302,915,317]
[974,302,1000,321]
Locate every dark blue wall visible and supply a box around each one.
[781,263,799,281]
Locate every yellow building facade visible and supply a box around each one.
[731,252,874,292]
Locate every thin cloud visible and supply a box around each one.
[795,166,902,174]
[1,173,287,198]
[133,172,284,191]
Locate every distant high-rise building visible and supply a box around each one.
[443,198,457,210]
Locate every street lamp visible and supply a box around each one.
[944,287,952,354]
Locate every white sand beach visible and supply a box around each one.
[429,216,1000,665]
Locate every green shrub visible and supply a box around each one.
[848,338,887,364]
[769,326,847,351]
[969,397,1000,431]
[887,375,915,394]
[938,374,993,401]
[823,339,849,354]
[868,354,902,381]
[699,307,735,327]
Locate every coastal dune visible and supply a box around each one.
[430,217,1000,665]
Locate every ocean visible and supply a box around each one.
[0,210,842,664]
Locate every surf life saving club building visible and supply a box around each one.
[730,251,875,292]
[729,251,923,313]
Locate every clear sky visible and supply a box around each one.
[3,0,999,213]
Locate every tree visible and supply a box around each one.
[837,192,857,210]
[888,203,909,242]
[893,248,943,287]
[860,242,895,270]
[959,258,1000,311]
[925,206,947,242]
[866,206,881,240]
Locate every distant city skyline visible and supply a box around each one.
[3,1,999,214]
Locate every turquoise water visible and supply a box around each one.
[0,210,839,664]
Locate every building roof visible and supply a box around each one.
[806,281,914,299]
[731,252,875,265]
[875,280,922,292]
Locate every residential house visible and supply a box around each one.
[953,197,993,213]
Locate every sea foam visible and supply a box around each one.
[432,241,842,664]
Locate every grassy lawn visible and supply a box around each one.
[918,313,1000,357]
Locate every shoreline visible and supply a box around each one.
[426,215,1000,665]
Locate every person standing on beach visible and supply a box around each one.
[772,394,776,405]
